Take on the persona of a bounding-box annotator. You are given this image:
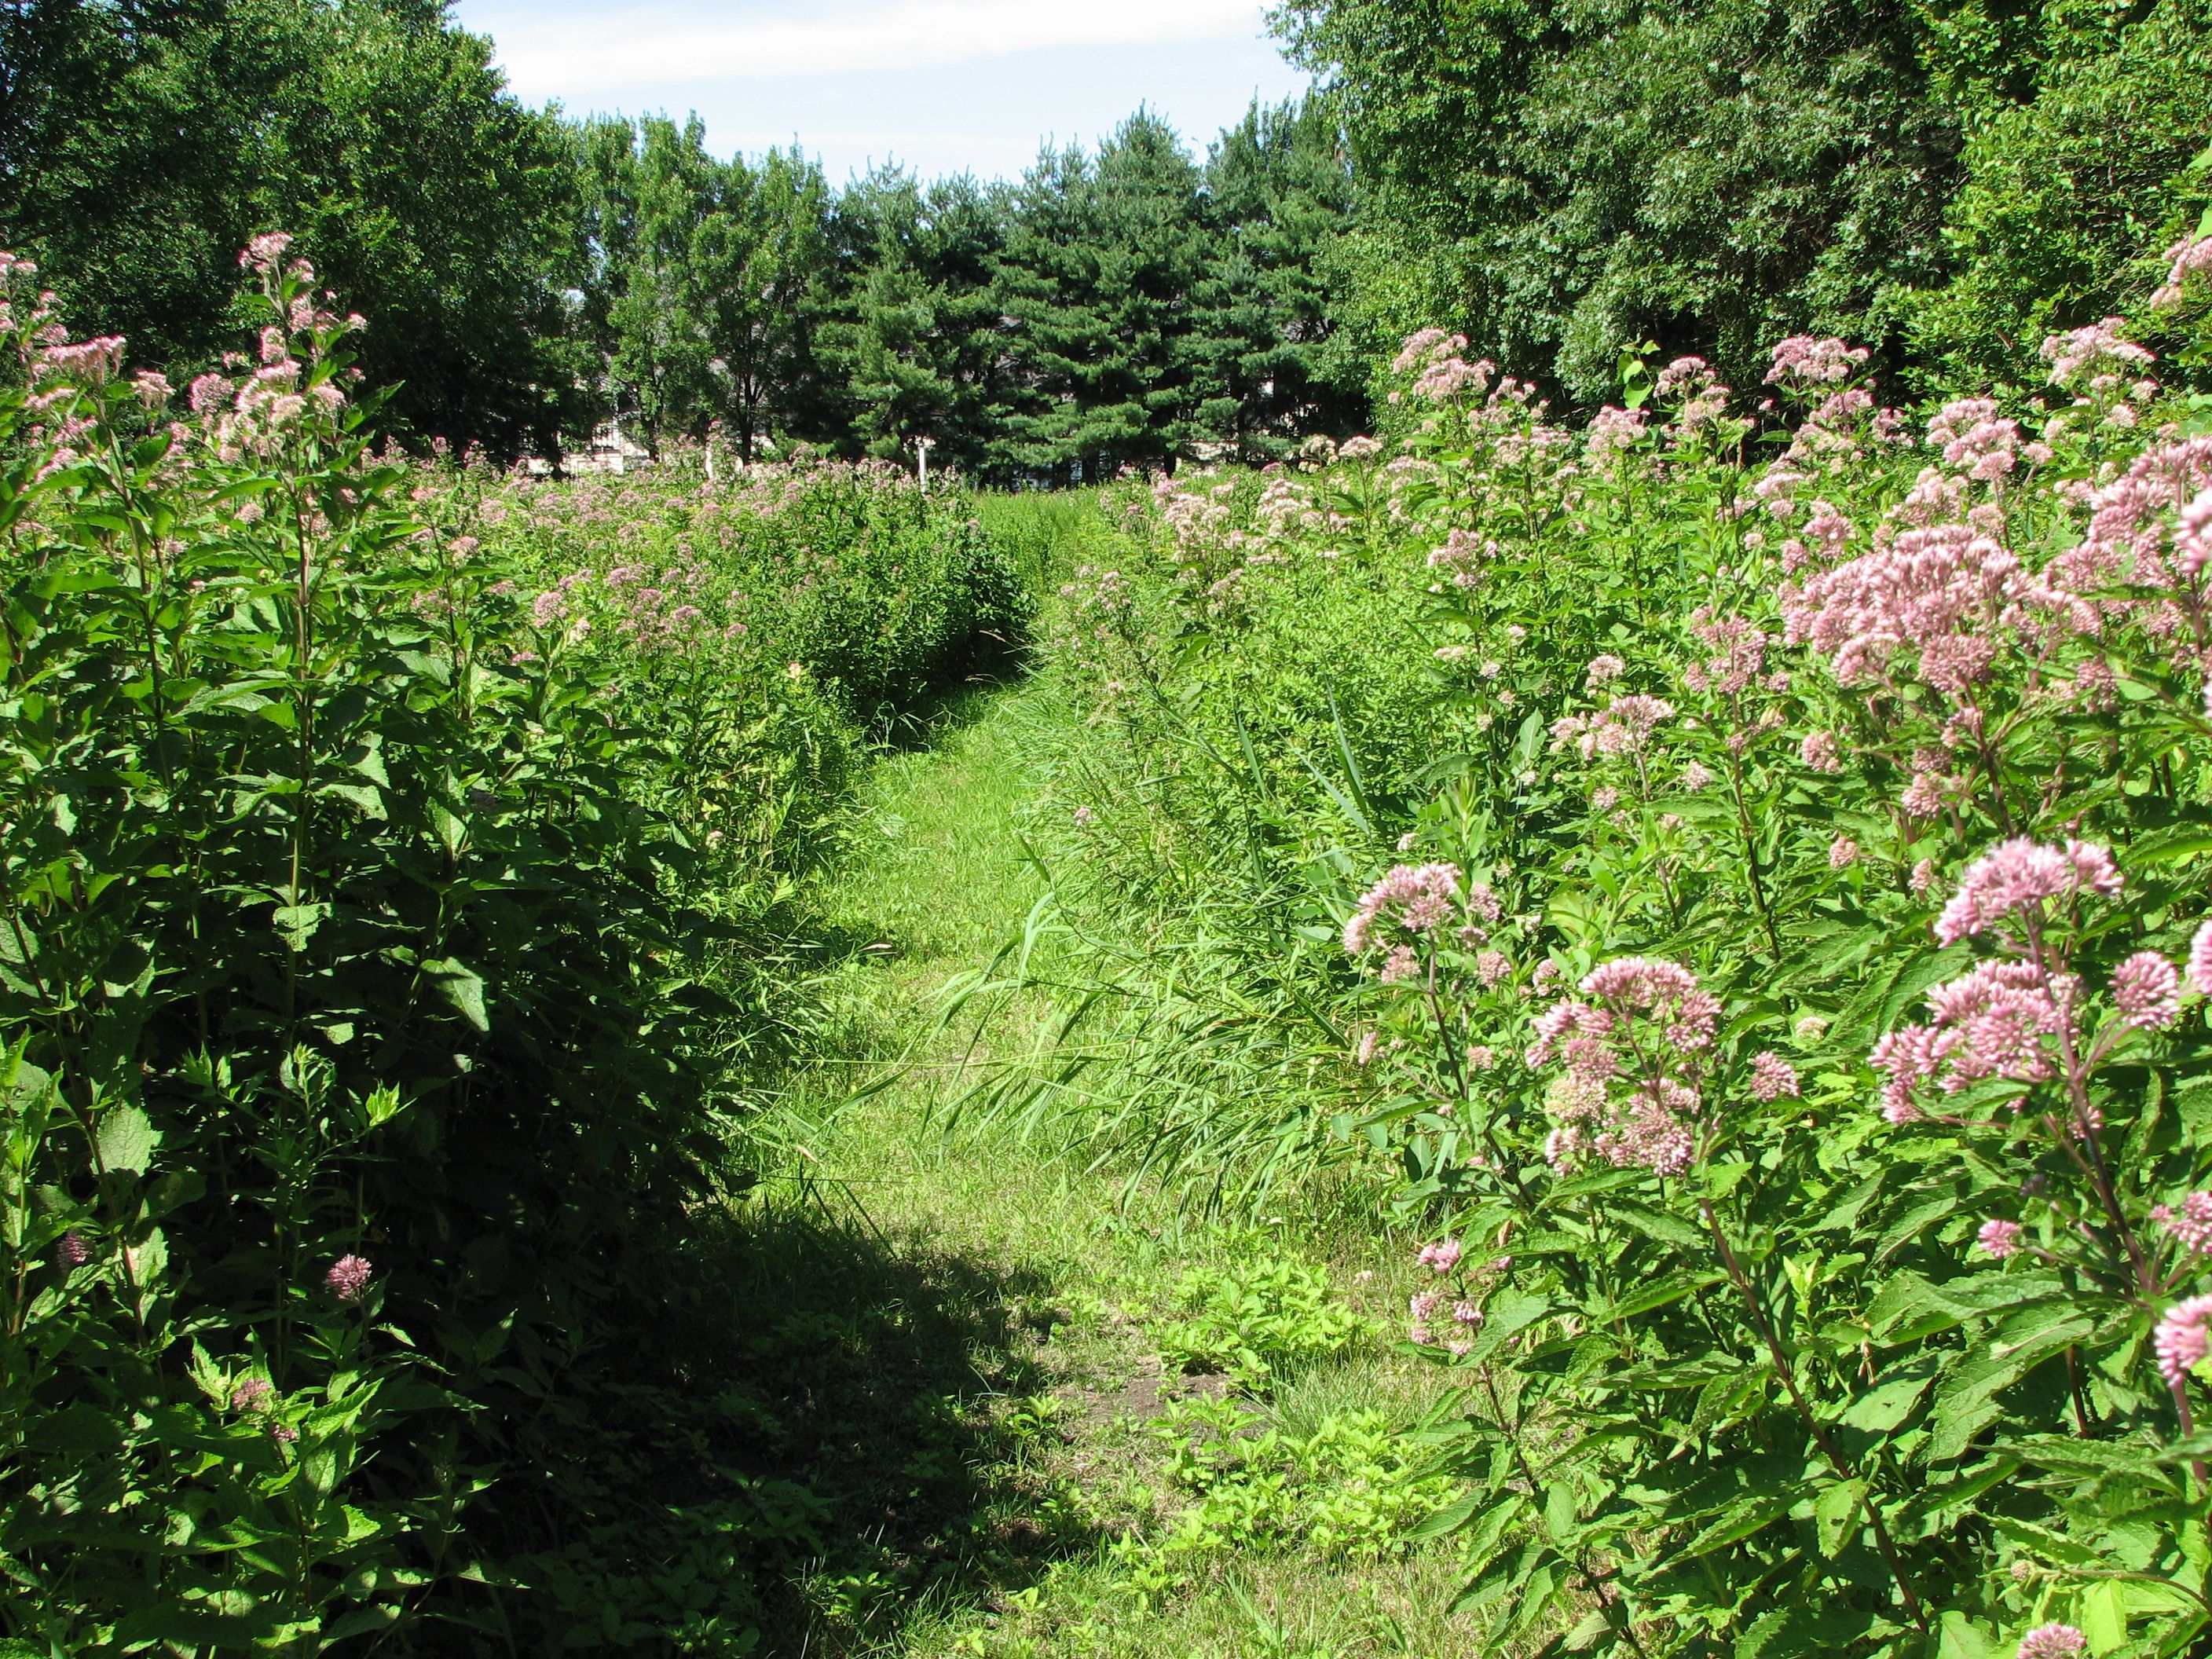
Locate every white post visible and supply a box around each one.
[916,436,935,494]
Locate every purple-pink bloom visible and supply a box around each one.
[324,1254,373,1303]
[1934,838,2121,945]
[1749,1051,1800,1101]
[1417,1239,1462,1274]
[57,1229,89,1268]
[2188,921,2212,998]
[1345,862,1463,954]
[1829,837,1859,870]
[2111,950,2181,1030]
[1976,1218,2023,1258]
[1799,731,1842,773]
[1764,335,1870,390]
[2016,1625,2086,1659]
[2153,1192,2212,1255]
[1870,959,2065,1121]
[2155,1295,2212,1386]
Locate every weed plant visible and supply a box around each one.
[986,216,2212,1652]
[0,240,1023,1652]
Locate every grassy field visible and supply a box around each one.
[728,674,1490,1657]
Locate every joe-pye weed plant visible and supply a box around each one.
[1008,211,2212,1653]
[0,232,1026,1651]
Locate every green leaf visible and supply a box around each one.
[1991,1514,2104,1567]
[1609,1199,1703,1249]
[96,1104,159,1174]
[1837,1371,1933,1434]
[1675,1489,1798,1561]
[1814,1476,1866,1558]
[1936,1612,1997,1659]
[273,903,331,952]
[422,958,489,1032]
[2082,1579,2129,1653]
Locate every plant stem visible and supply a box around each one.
[1700,1198,1928,1635]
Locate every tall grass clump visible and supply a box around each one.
[0,238,1022,1652]
[987,211,2212,1650]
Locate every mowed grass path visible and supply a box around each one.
[745,679,1488,1659]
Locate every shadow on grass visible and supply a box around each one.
[663,1186,1089,1656]
[871,643,1031,753]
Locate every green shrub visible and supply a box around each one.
[1900,0,2212,387]
[0,240,1023,1652]
[1113,1396,1454,1603]
[1156,1256,1366,1390]
[999,227,2212,1651]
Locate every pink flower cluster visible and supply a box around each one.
[2155,1294,2212,1386]
[1870,959,2064,1122]
[1763,335,1870,390]
[1551,694,1674,761]
[1932,837,2120,945]
[1344,862,1496,956]
[2111,950,2181,1029]
[1749,1050,1800,1101]
[1681,609,1776,697]
[2039,317,2155,390]
[2046,437,2212,621]
[2153,1191,2212,1256]
[325,1254,373,1302]
[1780,521,2047,695]
[2151,233,2212,310]
[2016,1624,2085,1659]
[1977,1218,2023,1258]
[1529,958,1719,1175]
[1392,330,1492,402]
[1426,528,1496,588]
[1655,357,1732,436]
[1583,405,1649,463]
[1925,397,2044,482]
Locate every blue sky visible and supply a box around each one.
[451,0,1314,184]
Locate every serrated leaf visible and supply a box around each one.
[96,1104,159,1174]
[273,903,331,952]
[1936,1613,1997,1659]
[1839,1371,1932,1434]
[2082,1579,2128,1652]
[422,958,489,1032]
[1814,1476,1865,1558]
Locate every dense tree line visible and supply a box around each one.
[577,99,1365,481]
[0,0,1362,478]
[1276,0,2212,402]
[8,0,2204,461]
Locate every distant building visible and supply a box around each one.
[568,420,654,475]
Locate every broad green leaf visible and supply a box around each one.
[273,903,331,952]
[96,1104,159,1174]
[423,959,489,1032]
[1813,1477,1865,1558]
[1936,1613,1997,1659]
[2082,1579,2128,1653]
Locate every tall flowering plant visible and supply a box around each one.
[0,236,846,1648]
[1015,217,2212,1653]
[1321,245,2212,1651]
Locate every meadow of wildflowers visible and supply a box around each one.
[1005,215,2212,1651]
[0,240,1023,1650]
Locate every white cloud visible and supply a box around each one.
[475,0,1272,90]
